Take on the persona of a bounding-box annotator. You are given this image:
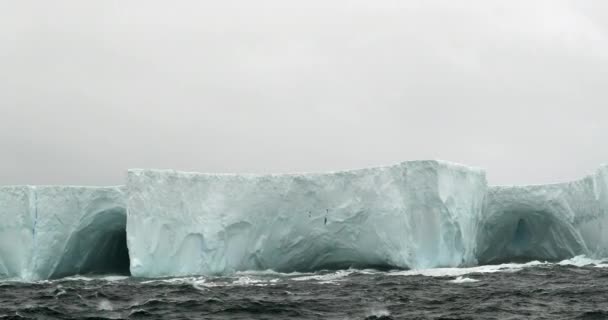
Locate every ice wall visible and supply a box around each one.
[0,187,34,279]
[478,166,608,263]
[0,186,127,280]
[4,161,608,280]
[127,160,487,277]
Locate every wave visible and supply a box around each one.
[31,256,600,287]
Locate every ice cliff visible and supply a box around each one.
[2,161,608,280]
[126,161,487,277]
[478,166,608,263]
[0,186,127,280]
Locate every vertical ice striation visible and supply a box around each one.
[0,186,127,280]
[0,187,35,279]
[127,160,487,277]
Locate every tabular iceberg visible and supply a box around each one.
[0,186,127,280]
[126,160,487,277]
[3,160,608,280]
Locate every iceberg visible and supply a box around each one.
[2,160,608,280]
[477,165,608,263]
[0,186,127,280]
[126,160,487,277]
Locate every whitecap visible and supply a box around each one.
[450,276,479,283]
[55,275,129,282]
[97,299,114,311]
[365,305,391,318]
[557,255,608,268]
[389,260,545,278]
[235,269,313,277]
[292,270,354,282]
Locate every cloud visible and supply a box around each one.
[1,0,607,185]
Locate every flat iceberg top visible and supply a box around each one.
[128,159,486,178]
[0,185,124,190]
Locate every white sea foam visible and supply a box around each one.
[131,256,608,287]
[235,269,313,277]
[291,270,355,282]
[365,305,391,318]
[450,276,479,283]
[557,255,608,268]
[97,299,114,311]
[57,275,129,282]
[389,261,545,278]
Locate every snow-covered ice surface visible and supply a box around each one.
[0,186,126,280]
[127,160,487,277]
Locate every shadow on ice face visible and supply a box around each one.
[477,208,584,264]
[50,207,130,279]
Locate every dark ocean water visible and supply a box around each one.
[2,258,608,320]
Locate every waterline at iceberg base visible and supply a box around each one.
[1,160,608,281]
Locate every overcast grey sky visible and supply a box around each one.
[1,0,607,186]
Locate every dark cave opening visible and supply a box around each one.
[478,210,583,265]
[77,228,131,276]
[50,208,131,279]
[511,218,531,250]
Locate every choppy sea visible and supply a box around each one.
[2,256,608,319]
